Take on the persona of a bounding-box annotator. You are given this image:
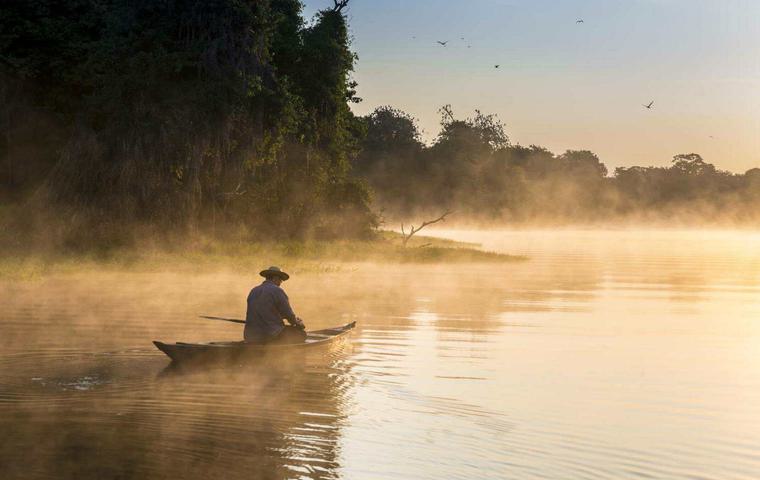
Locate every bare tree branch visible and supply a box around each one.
[333,0,350,12]
[439,104,456,123]
[401,210,452,247]
[219,182,246,197]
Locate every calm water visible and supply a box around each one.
[1,230,760,479]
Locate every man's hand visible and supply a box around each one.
[295,317,306,330]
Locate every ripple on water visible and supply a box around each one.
[3,231,760,479]
[0,345,356,480]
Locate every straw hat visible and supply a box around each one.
[259,266,290,281]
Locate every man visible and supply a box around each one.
[245,266,307,344]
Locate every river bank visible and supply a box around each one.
[0,231,523,280]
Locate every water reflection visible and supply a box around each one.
[0,346,353,480]
[2,230,760,479]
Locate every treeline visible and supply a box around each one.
[0,0,375,248]
[2,1,758,253]
[354,106,760,225]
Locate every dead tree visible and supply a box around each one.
[333,0,350,12]
[401,210,452,247]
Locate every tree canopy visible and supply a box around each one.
[1,0,375,246]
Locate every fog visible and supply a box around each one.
[2,229,760,479]
[357,108,760,229]
[3,1,760,478]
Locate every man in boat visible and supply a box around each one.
[244,266,307,344]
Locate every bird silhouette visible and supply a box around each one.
[643,101,654,109]
[576,19,584,23]
[436,41,448,46]
[494,65,500,69]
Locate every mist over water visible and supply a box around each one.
[2,229,760,479]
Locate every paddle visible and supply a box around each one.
[200,315,306,331]
[199,315,245,325]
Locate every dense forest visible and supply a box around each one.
[356,106,760,225]
[1,0,375,248]
[1,1,758,252]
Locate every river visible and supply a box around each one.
[1,229,759,479]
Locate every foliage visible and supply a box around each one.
[0,0,376,246]
[356,106,760,225]
[2,0,758,247]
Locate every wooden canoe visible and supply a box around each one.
[153,321,356,363]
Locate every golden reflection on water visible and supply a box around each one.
[1,230,760,479]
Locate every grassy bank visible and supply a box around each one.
[0,231,524,280]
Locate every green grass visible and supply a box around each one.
[0,231,525,280]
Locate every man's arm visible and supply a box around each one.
[274,289,302,327]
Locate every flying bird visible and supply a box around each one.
[494,65,500,69]
[436,41,448,46]
[643,101,654,109]
[576,19,584,23]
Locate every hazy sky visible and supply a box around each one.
[303,0,760,173]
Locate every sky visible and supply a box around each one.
[303,0,760,173]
